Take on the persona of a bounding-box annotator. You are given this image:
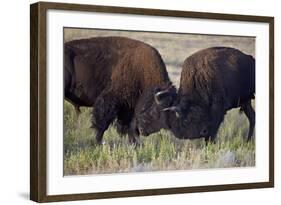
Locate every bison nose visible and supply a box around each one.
[200,127,208,137]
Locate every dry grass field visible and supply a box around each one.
[64,28,255,175]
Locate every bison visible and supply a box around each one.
[64,36,175,144]
[135,47,255,143]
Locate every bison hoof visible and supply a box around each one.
[95,139,105,146]
[129,138,140,147]
[204,136,216,145]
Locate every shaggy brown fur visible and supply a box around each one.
[172,47,255,141]
[64,37,171,144]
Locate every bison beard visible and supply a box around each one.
[170,47,255,142]
[64,36,173,144]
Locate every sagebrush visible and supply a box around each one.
[64,101,255,175]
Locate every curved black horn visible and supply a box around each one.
[163,106,181,118]
[154,89,170,105]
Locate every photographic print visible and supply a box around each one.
[30,2,274,202]
[63,28,256,175]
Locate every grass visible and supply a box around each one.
[64,101,255,175]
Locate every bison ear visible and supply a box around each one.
[163,106,182,118]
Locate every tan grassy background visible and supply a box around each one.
[64,28,255,175]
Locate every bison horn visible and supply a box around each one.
[163,106,181,118]
[154,89,170,105]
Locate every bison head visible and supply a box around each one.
[135,86,212,140]
[164,103,212,140]
[135,85,177,136]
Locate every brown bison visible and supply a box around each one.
[136,47,255,142]
[64,36,175,144]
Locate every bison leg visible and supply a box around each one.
[95,129,106,145]
[128,133,139,145]
[204,137,210,145]
[128,128,137,145]
[91,91,118,145]
[128,119,140,146]
[241,101,255,141]
[204,136,216,145]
